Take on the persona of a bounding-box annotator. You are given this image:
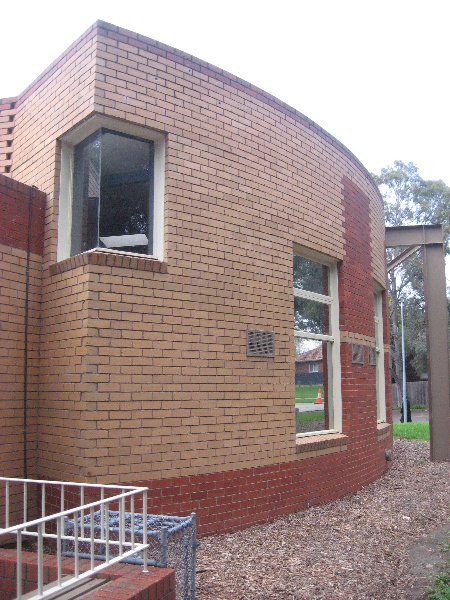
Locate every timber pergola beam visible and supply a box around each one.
[386,224,450,462]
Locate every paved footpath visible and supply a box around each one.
[392,409,429,422]
[295,402,324,413]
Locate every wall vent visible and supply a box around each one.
[247,330,275,357]
[368,346,377,366]
[351,343,365,364]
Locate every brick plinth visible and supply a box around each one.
[0,549,175,600]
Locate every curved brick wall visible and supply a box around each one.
[0,21,392,535]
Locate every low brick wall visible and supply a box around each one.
[0,549,175,600]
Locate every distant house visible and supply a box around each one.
[295,346,323,385]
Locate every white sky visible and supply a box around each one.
[1,0,448,184]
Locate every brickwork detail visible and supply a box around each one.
[0,176,45,525]
[0,99,17,174]
[0,21,392,531]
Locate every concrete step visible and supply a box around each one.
[18,576,105,600]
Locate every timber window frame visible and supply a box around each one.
[294,246,342,436]
[57,115,165,262]
[374,287,387,423]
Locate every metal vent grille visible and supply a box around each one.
[247,330,275,357]
[368,346,377,366]
[351,343,365,365]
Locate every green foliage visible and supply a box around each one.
[427,573,450,599]
[393,422,430,441]
[373,161,450,388]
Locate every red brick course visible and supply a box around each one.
[0,174,45,255]
[0,549,175,600]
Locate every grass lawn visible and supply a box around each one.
[393,421,430,441]
[295,384,323,403]
[296,409,325,434]
[297,410,324,424]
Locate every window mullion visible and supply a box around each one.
[293,288,333,304]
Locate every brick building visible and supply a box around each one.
[295,346,323,385]
[0,21,392,536]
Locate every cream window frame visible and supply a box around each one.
[294,247,342,437]
[374,288,387,423]
[57,115,165,263]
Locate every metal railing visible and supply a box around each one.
[0,477,150,599]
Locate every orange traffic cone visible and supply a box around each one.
[315,388,323,404]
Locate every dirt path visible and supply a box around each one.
[196,439,449,599]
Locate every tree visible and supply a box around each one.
[373,161,450,404]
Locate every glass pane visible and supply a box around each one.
[72,131,101,254]
[294,296,329,335]
[293,255,329,295]
[99,131,154,254]
[295,340,331,433]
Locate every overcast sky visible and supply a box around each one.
[1,0,448,184]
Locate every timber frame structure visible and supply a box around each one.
[386,224,450,462]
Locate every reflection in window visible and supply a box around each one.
[72,130,154,256]
[294,253,341,436]
[294,296,329,335]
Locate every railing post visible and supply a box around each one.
[57,516,62,586]
[159,526,168,568]
[100,487,105,548]
[74,510,79,578]
[5,480,9,528]
[119,494,125,556]
[142,490,148,573]
[37,522,44,595]
[190,513,198,600]
[17,530,22,599]
[90,507,95,570]
[130,495,135,551]
[105,501,110,563]
[23,482,28,524]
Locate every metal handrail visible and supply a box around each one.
[0,477,150,600]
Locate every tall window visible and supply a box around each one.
[374,290,386,422]
[294,250,342,436]
[72,130,154,256]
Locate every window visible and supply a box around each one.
[294,248,342,436]
[309,363,319,373]
[374,289,386,422]
[58,116,165,262]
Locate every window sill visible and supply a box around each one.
[377,422,391,441]
[295,432,348,458]
[49,249,168,277]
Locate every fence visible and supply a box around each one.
[392,381,428,407]
[65,511,198,600]
[0,478,198,600]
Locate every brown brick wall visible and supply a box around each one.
[0,176,45,528]
[0,21,391,531]
[0,99,17,175]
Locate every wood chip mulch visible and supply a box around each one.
[196,439,450,599]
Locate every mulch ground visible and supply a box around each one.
[196,438,450,599]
